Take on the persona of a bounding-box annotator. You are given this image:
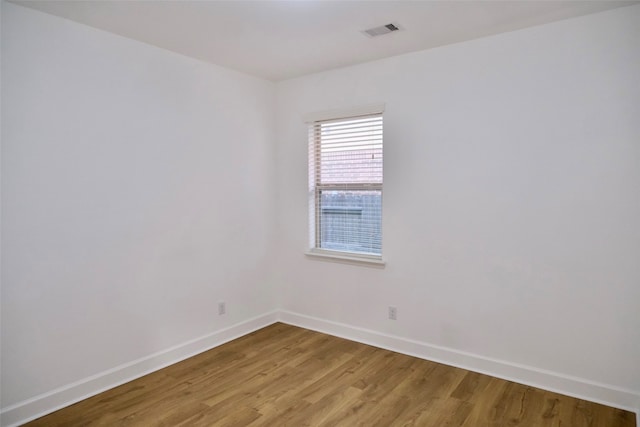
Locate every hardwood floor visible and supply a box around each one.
[25,323,636,426]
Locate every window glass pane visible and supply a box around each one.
[319,118,382,185]
[319,190,381,255]
[309,112,383,258]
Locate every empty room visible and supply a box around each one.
[1,0,639,426]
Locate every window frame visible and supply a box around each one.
[305,105,385,265]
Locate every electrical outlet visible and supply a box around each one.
[218,301,226,315]
[388,306,397,320]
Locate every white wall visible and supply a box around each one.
[276,3,640,404]
[1,0,277,411]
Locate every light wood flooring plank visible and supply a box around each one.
[23,323,636,427]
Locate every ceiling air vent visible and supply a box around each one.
[362,23,402,38]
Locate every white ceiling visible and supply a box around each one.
[12,0,639,81]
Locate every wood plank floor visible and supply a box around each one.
[25,323,636,426]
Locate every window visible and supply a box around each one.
[307,106,383,262]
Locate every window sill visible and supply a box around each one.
[305,249,386,267]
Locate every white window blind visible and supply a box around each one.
[308,112,383,258]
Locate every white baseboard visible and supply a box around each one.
[278,310,640,418]
[0,311,279,427]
